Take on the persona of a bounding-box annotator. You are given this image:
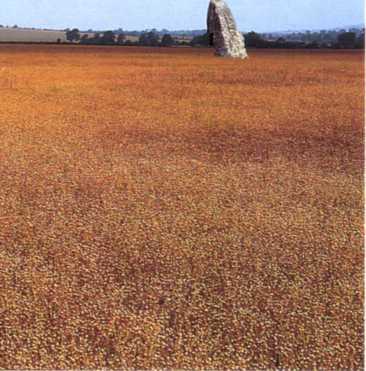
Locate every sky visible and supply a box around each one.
[0,0,364,32]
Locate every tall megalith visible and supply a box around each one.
[207,0,248,59]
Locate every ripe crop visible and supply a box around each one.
[0,45,363,369]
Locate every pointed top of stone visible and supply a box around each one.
[210,0,224,6]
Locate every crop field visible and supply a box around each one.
[0,45,364,369]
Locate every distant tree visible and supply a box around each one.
[139,31,160,46]
[12,25,18,28]
[355,31,365,49]
[190,33,210,47]
[161,34,175,47]
[244,31,264,47]
[117,33,126,45]
[178,40,190,46]
[320,42,331,49]
[305,41,320,49]
[337,32,356,48]
[138,32,146,45]
[66,28,80,42]
[101,31,116,44]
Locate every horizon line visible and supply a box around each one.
[1,22,364,34]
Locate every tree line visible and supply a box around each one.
[191,30,365,49]
[66,28,365,49]
[66,29,177,47]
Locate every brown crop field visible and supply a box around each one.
[0,45,364,369]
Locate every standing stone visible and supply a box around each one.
[207,0,248,59]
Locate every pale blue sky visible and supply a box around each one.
[0,0,364,32]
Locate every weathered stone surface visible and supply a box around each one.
[207,0,248,59]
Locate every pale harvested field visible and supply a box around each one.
[0,29,67,43]
[0,45,364,369]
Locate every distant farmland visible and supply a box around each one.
[0,28,67,43]
[0,28,151,44]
